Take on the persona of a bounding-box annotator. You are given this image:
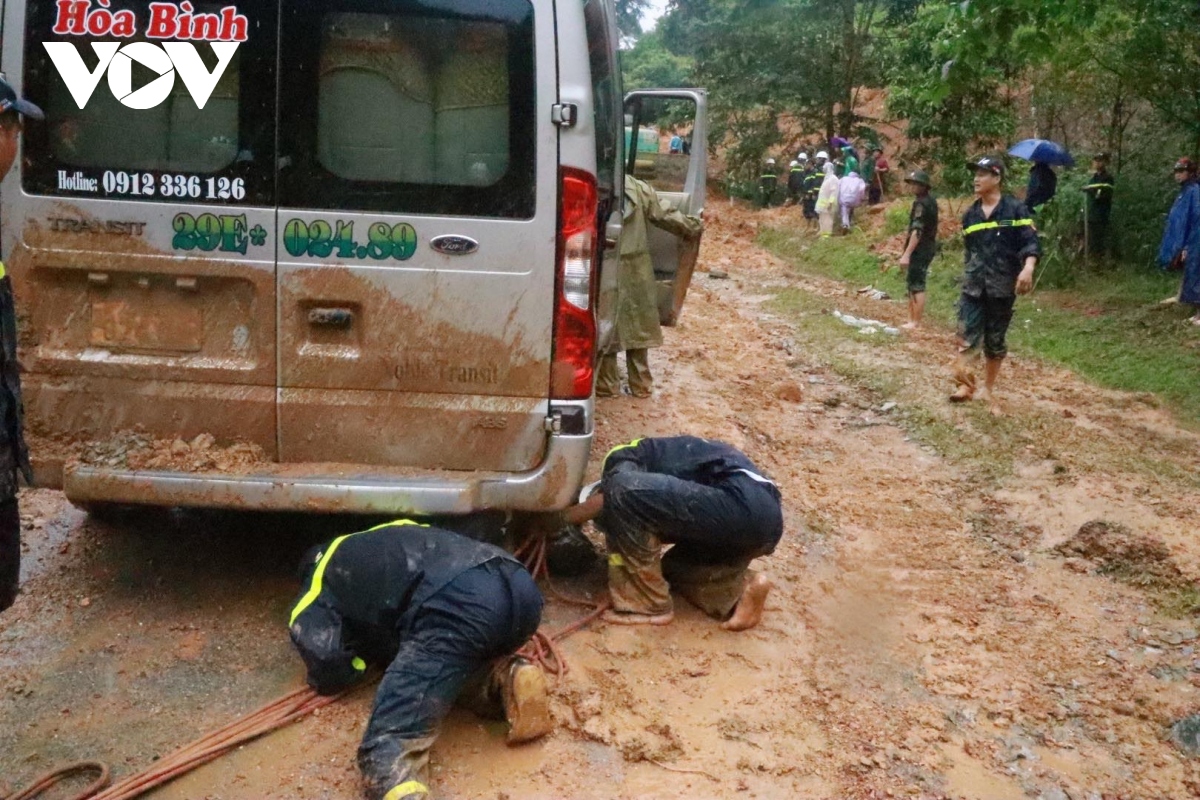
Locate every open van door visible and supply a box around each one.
[622,89,707,325]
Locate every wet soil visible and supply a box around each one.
[4,200,1200,799]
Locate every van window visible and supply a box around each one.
[583,0,620,195]
[20,0,277,206]
[279,0,536,219]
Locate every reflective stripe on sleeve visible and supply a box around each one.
[0,262,6,279]
[602,437,643,468]
[1083,183,1114,191]
[383,781,429,800]
[609,553,626,567]
[351,657,366,671]
[962,219,1034,235]
[288,519,426,626]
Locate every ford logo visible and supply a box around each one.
[430,235,479,256]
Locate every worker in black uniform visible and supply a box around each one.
[802,155,821,231]
[786,159,806,206]
[288,521,551,800]
[759,158,779,207]
[1082,153,1115,259]
[952,155,1040,414]
[559,436,782,631]
[0,78,43,613]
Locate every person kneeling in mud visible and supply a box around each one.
[289,521,551,800]
[562,435,782,630]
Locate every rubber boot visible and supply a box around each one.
[502,657,552,744]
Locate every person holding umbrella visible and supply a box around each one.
[952,155,1040,414]
[1157,157,1200,325]
[1008,139,1074,215]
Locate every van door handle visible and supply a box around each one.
[308,307,354,327]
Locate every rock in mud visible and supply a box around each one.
[708,268,730,279]
[1169,713,1200,757]
[1054,520,1188,587]
[771,381,804,403]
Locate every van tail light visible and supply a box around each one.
[551,167,599,400]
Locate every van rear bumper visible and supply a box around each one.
[62,433,592,515]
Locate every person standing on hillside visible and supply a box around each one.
[894,170,938,330]
[1158,157,1200,325]
[801,154,820,231]
[759,157,780,207]
[1081,153,1115,259]
[861,147,877,204]
[0,78,44,614]
[838,169,867,233]
[597,176,703,398]
[786,159,806,206]
[952,155,1040,414]
[816,162,840,238]
[869,146,889,204]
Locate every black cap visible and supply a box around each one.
[967,155,1004,176]
[0,76,43,121]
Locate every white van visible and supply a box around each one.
[1,0,707,515]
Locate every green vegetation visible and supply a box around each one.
[759,220,1200,426]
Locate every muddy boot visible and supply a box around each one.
[502,657,552,744]
[605,544,673,624]
[949,364,976,403]
[358,733,437,800]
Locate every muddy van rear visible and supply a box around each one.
[2,0,706,515]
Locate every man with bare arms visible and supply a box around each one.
[559,435,781,630]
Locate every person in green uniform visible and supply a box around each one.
[894,169,938,330]
[1081,153,1115,259]
[0,78,43,613]
[596,176,703,398]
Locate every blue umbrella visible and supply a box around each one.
[1008,139,1075,167]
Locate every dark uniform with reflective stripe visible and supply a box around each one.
[959,195,1040,358]
[0,263,32,613]
[802,166,821,220]
[1083,170,1114,256]
[787,165,806,204]
[289,521,542,800]
[598,436,783,619]
[759,164,779,207]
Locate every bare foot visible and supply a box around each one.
[948,385,973,403]
[900,321,919,330]
[602,608,675,626]
[721,574,772,632]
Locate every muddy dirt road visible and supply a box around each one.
[4,202,1200,799]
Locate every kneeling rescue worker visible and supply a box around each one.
[561,435,782,630]
[288,521,551,800]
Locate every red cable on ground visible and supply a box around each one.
[7,531,605,800]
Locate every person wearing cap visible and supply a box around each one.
[759,157,780,207]
[892,169,938,329]
[1081,153,1115,259]
[1025,160,1057,215]
[952,155,1040,413]
[1157,157,1200,325]
[556,435,783,631]
[0,77,43,614]
[786,159,806,206]
[289,521,551,800]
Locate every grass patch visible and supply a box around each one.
[759,226,1200,427]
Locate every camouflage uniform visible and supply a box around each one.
[0,265,32,612]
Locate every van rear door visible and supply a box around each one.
[275,0,556,472]
[9,0,280,461]
[623,89,708,325]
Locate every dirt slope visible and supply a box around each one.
[3,202,1200,799]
